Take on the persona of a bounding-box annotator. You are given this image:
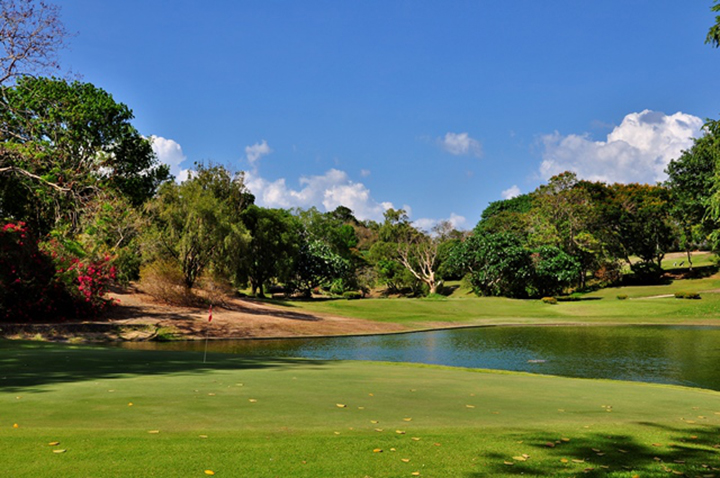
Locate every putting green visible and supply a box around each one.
[1,342,719,477]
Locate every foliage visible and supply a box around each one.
[138,259,200,307]
[616,294,628,300]
[236,205,299,297]
[449,232,534,298]
[674,291,701,300]
[289,239,349,297]
[342,291,362,300]
[0,221,115,321]
[541,296,557,304]
[530,245,581,297]
[144,165,249,290]
[0,77,169,234]
[707,0,720,48]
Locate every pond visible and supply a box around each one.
[120,325,720,391]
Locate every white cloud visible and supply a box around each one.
[539,110,703,184]
[245,168,394,221]
[245,140,272,165]
[501,185,521,199]
[413,213,467,233]
[150,135,191,182]
[439,132,482,157]
[360,169,371,177]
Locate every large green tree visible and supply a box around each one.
[708,0,720,48]
[0,77,169,234]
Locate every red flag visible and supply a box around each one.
[208,305,213,323]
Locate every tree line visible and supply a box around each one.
[2,0,720,320]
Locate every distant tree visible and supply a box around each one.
[530,246,581,297]
[0,0,69,85]
[289,238,349,297]
[237,205,300,297]
[448,232,534,298]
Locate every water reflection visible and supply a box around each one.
[120,326,720,391]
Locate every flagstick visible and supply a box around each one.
[203,304,213,363]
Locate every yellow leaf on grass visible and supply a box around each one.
[403,418,412,422]
[390,448,396,452]
[199,435,208,438]
[411,472,421,476]
[128,402,133,407]
[396,430,406,434]
[401,458,410,463]
[561,438,570,442]
[48,441,60,446]
[373,448,383,453]
[12,423,18,428]
[572,459,585,464]
[371,420,379,424]
[249,399,257,403]
[336,404,347,408]
[208,393,215,396]
[466,405,475,409]
[411,437,421,441]
[503,461,514,466]
[204,471,215,476]
[53,449,67,454]
[512,456,527,462]
[148,430,160,434]
[375,428,383,432]
[591,448,600,452]
[560,458,569,463]
[334,432,340,435]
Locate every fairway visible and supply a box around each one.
[2,342,720,477]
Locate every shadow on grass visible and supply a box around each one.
[0,340,330,392]
[468,424,720,477]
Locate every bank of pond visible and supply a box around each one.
[121,325,720,391]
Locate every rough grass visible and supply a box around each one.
[2,342,720,477]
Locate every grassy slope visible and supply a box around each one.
[2,342,720,477]
[270,270,720,329]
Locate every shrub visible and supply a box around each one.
[617,294,629,300]
[541,296,558,305]
[674,291,687,299]
[684,292,701,300]
[342,291,362,300]
[139,259,202,306]
[0,222,116,322]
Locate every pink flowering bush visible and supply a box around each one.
[0,222,116,322]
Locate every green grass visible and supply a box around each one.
[2,341,720,477]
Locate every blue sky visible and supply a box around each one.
[56,1,720,230]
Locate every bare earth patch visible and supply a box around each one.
[101,287,406,341]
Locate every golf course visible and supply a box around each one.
[3,272,720,477]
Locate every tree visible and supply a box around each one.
[236,205,300,297]
[397,231,441,295]
[530,246,581,297]
[448,232,534,298]
[289,238,349,297]
[144,165,249,289]
[0,77,169,234]
[665,126,718,268]
[0,0,69,85]
[707,0,720,48]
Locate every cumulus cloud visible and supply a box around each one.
[539,110,703,184]
[501,185,521,199]
[150,135,191,182]
[245,140,272,165]
[439,132,482,157]
[245,168,394,221]
[413,213,467,233]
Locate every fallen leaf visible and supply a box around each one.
[390,448,396,452]
[433,443,441,447]
[396,430,406,434]
[560,458,569,463]
[12,423,18,428]
[572,459,585,463]
[466,405,475,409]
[53,449,67,454]
[128,402,133,407]
[401,458,410,463]
[503,461,514,466]
[334,432,340,435]
[512,456,527,462]
[652,443,662,447]
[403,418,412,422]
[373,448,383,453]
[249,399,257,403]
[411,473,421,476]
[204,471,215,476]
[199,435,208,438]
[48,441,60,446]
[411,437,421,441]
[208,393,215,396]
[596,452,605,457]
[148,430,160,434]
[371,420,379,424]
[561,437,570,442]
[336,404,347,408]
[375,428,383,432]
[591,448,601,452]
[545,442,556,448]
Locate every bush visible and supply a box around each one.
[674,291,686,299]
[675,291,700,300]
[617,294,629,300]
[342,291,362,300]
[139,259,202,306]
[0,222,116,322]
[541,296,558,304]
